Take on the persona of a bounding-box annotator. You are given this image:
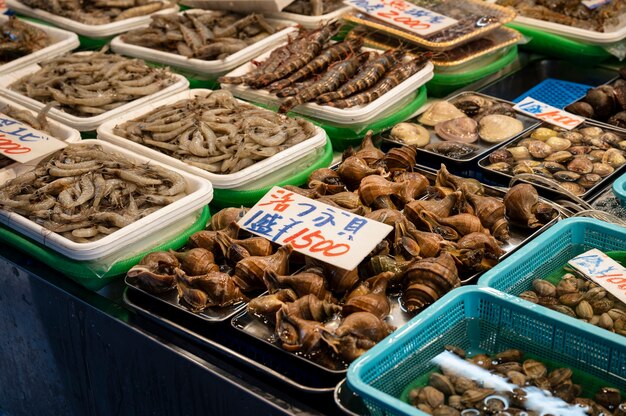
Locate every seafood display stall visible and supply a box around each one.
[2,1,626,416]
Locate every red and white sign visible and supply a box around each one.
[0,113,67,163]
[513,97,585,130]
[238,186,393,270]
[347,0,458,36]
[568,249,626,306]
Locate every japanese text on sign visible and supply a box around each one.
[238,186,393,270]
[513,97,584,130]
[568,249,626,306]
[0,112,67,164]
[346,0,458,36]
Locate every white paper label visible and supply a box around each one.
[582,0,611,9]
[238,186,393,270]
[513,97,585,130]
[347,0,458,36]
[568,249,626,306]
[0,113,67,163]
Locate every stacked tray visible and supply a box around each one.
[110,10,298,82]
[0,15,79,75]
[97,89,328,191]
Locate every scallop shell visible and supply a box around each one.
[434,117,478,143]
[478,115,524,143]
[418,101,466,126]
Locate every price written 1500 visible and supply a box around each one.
[282,228,350,257]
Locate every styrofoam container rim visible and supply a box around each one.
[7,0,179,38]
[97,89,328,189]
[266,5,353,29]
[514,16,626,44]
[0,61,189,131]
[0,96,81,185]
[110,11,298,75]
[0,139,213,260]
[221,45,434,125]
[0,15,80,75]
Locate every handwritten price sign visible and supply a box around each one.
[238,186,393,270]
[568,249,626,306]
[513,97,585,130]
[347,0,458,36]
[0,113,67,164]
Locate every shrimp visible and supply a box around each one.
[327,53,431,109]
[317,49,405,103]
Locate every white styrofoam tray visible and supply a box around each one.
[110,10,298,77]
[7,0,179,38]
[97,89,328,189]
[0,96,81,185]
[267,5,353,29]
[513,15,626,44]
[220,46,434,125]
[0,59,189,131]
[0,15,79,75]
[0,139,213,261]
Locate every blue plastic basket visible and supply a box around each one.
[614,172,626,207]
[512,78,592,109]
[347,286,626,416]
[478,217,626,296]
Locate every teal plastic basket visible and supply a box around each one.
[614,172,626,207]
[478,217,626,296]
[347,286,626,416]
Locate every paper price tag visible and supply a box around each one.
[0,113,67,164]
[568,249,626,306]
[513,97,585,130]
[238,186,393,270]
[347,0,458,36]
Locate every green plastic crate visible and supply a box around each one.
[427,46,518,98]
[507,23,612,64]
[348,285,626,416]
[0,206,211,291]
[211,139,334,209]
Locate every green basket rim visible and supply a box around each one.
[0,205,211,290]
[430,45,518,86]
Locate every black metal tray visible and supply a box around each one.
[334,379,370,416]
[122,288,340,393]
[477,121,626,201]
[382,91,540,166]
[125,276,246,323]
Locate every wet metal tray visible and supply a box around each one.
[125,275,246,323]
[122,288,339,393]
[477,121,626,201]
[228,165,561,375]
[382,92,540,165]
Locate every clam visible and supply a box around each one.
[558,130,583,144]
[619,140,626,151]
[600,132,622,146]
[609,111,626,128]
[531,127,558,141]
[475,102,516,121]
[487,162,511,173]
[523,359,547,379]
[553,170,581,182]
[578,173,602,189]
[528,140,554,159]
[478,115,523,143]
[419,101,466,126]
[545,150,574,163]
[565,101,595,118]
[543,161,567,173]
[435,117,479,143]
[452,94,492,116]
[507,146,531,160]
[603,148,626,168]
[569,145,592,155]
[567,156,594,174]
[579,126,604,139]
[533,279,556,297]
[559,181,586,196]
[389,122,430,147]
[589,149,607,162]
[425,142,478,158]
[489,148,514,164]
[512,163,532,175]
[546,136,571,151]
